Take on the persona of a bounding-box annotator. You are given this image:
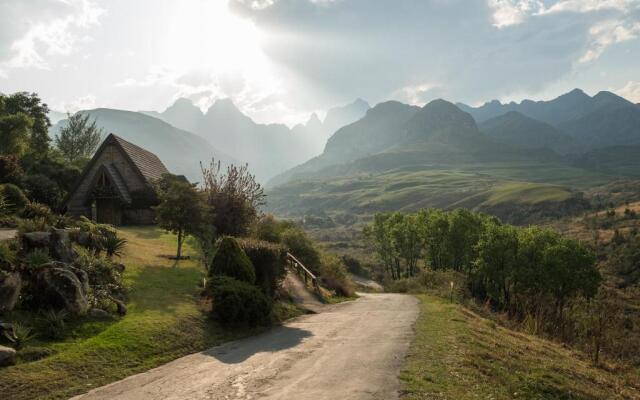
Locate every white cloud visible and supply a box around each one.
[487,0,543,28]
[540,0,640,14]
[616,80,640,102]
[579,19,640,62]
[54,94,97,113]
[0,0,104,74]
[392,82,440,105]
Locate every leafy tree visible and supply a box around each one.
[201,160,266,236]
[1,92,51,155]
[472,222,518,308]
[0,155,25,185]
[280,226,322,274]
[155,175,204,259]
[55,113,104,163]
[0,110,32,157]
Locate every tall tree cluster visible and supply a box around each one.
[364,208,601,327]
[55,112,104,164]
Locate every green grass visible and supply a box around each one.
[484,182,572,206]
[401,295,639,400]
[0,227,265,400]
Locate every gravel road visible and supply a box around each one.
[72,293,419,400]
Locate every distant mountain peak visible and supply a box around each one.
[306,112,322,127]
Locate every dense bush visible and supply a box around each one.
[73,252,124,308]
[209,236,256,284]
[0,155,24,185]
[280,227,322,274]
[237,238,287,298]
[20,202,53,222]
[0,183,29,213]
[319,254,355,297]
[23,174,62,208]
[206,276,272,326]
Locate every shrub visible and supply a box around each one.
[319,254,355,297]
[73,252,124,307]
[238,238,287,298]
[75,216,116,255]
[280,227,322,274]
[39,309,68,339]
[23,174,63,208]
[206,276,271,326]
[0,183,28,213]
[0,193,9,217]
[0,241,17,265]
[17,217,50,234]
[0,155,25,185]
[24,248,51,268]
[209,236,256,284]
[20,202,53,222]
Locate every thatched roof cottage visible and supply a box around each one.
[63,134,169,225]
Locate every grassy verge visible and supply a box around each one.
[401,295,640,400]
[0,227,273,400]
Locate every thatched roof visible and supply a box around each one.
[109,134,169,182]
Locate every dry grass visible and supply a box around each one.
[401,295,640,400]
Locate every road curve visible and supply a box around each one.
[72,293,420,400]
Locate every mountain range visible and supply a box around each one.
[143,98,370,181]
[266,89,640,222]
[51,109,237,182]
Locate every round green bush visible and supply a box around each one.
[24,174,63,208]
[0,183,28,213]
[206,276,272,326]
[209,236,256,284]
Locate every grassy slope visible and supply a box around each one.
[0,227,262,400]
[267,162,610,218]
[401,295,639,400]
[484,182,572,206]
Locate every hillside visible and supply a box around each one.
[402,295,639,399]
[479,111,576,154]
[52,109,235,181]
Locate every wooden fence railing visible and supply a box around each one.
[287,252,322,295]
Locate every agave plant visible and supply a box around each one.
[4,322,37,349]
[102,233,128,259]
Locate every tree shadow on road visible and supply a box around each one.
[203,326,313,364]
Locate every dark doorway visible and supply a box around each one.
[96,198,122,225]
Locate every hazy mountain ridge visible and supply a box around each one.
[459,89,640,151]
[52,108,236,182]
[479,111,576,155]
[150,98,369,181]
[270,98,563,186]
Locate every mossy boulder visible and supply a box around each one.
[209,237,256,284]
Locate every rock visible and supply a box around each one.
[75,231,91,247]
[49,229,77,263]
[88,308,112,320]
[66,265,90,294]
[110,297,127,316]
[36,267,88,316]
[0,272,21,312]
[21,232,51,251]
[0,345,16,367]
[113,263,125,273]
[0,323,13,338]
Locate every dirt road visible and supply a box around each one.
[72,293,419,400]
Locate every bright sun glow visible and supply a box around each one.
[161,0,282,113]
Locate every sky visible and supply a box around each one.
[0,0,639,126]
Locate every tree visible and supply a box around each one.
[201,160,266,236]
[2,92,51,155]
[155,175,204,259]
[55,113,104,163]
[0,109,32,157]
